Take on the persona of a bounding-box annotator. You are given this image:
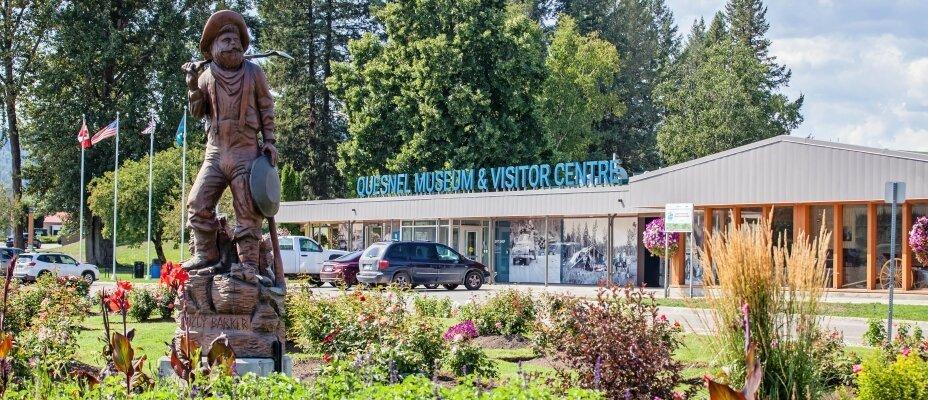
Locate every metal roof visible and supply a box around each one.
[278,135,928,223]
[628,135,928,207]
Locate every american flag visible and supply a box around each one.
[141,119,156,136]
[90,119,118,145]
[76,120,91,149]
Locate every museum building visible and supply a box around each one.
[277,135,928,292]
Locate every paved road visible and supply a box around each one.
[90,281,927,346]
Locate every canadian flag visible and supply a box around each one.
[77,120,91,149]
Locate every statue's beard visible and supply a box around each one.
[213,49,243,69]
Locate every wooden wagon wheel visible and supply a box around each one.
[879,258,903,289]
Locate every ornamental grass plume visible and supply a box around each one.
[699,210,831,399]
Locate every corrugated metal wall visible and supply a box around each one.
[277,187,637,223]
[628,137,928,208]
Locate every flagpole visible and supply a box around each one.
[111,112,120,280]
[78,115,86,263]
[145,120,154,279]
[180,106,187,260]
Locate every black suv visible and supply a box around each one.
[356,241,488,290]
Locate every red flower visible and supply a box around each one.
[104,287,130,313]
[322,328,340,344]
[116,280,132,292]
[322,353,332,363]
[160,262,189,291]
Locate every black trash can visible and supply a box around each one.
[133,261,145,279]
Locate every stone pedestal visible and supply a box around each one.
[173,262,286,358]
[158,356,292,378]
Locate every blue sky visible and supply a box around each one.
[667,0,928,151]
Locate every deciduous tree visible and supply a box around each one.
[330,0,547,183]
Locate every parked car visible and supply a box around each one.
[357,241,488,290]
[278,236,350,282]
[0,247,22,272]
[319,251,362,287]
[13,252,100,283]
[5,235,40,249]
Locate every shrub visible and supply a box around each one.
[4,274,87,378]
[856,352,928,400]
[537,286,694,400]
[813,329,860,388]
[700,215,835,398]
[413,295,453,318]
[127,287,158,322]
[57,276,90,298]
[532,292,582,354]
[155,286,176,320]
[442,321,496,378]
[459,289,535,336]
[288,288,444,378]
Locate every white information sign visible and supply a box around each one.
[665,203,694,233]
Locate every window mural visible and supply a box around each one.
[506,219,561,284]
[560,218,609,285]
[611,217,638,285]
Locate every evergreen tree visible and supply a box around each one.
[280,164,303,202]
[654,15,802,165]
[257,0,377,200]
[725,0,788,87]
[330,0,547,183]
[21,0,211,266]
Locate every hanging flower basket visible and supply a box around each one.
[643,218,680,259]
[909,216,928,266]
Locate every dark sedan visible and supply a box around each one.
[319,251,362,288]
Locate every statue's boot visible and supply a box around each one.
[182,230,220,270]
[233,237,261,284]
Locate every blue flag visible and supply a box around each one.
[175,113,186,147]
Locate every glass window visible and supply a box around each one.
[741,207,763,225]
[411,244,436,261]
[810,206,834,284]
[876,205,903,288]
[60,255,77,265]
[505,219,558,284]
[412,227,437,242]
[364,245,385,258]
[842,205,869,288]
[772,207,794,247]
[712,209,732,233]
[439,226,449,245]
[436,245,460,262]
[912,204,928,288]
[300,239,322,253]
[386,244,409,260]
[279,238,294,251]
[38,254,55,263]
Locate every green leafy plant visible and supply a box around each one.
[856,351,928,400]
[459,289,536,337]
[155,285,176,320]
[127,287,158,322]
[412,295,453,318]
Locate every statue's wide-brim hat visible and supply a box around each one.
[199,10,250,59]
[250,156,281,218]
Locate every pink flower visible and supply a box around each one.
[659,314,668,322]
[852,364,862,374]
[902,347,911,357]
[770,339,779,349]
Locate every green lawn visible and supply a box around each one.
[75,315,177,375]
[54,241,187,283]
[654,298,928,322]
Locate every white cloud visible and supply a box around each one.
[668,0,928,151]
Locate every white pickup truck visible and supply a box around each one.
[278,236,350,282]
